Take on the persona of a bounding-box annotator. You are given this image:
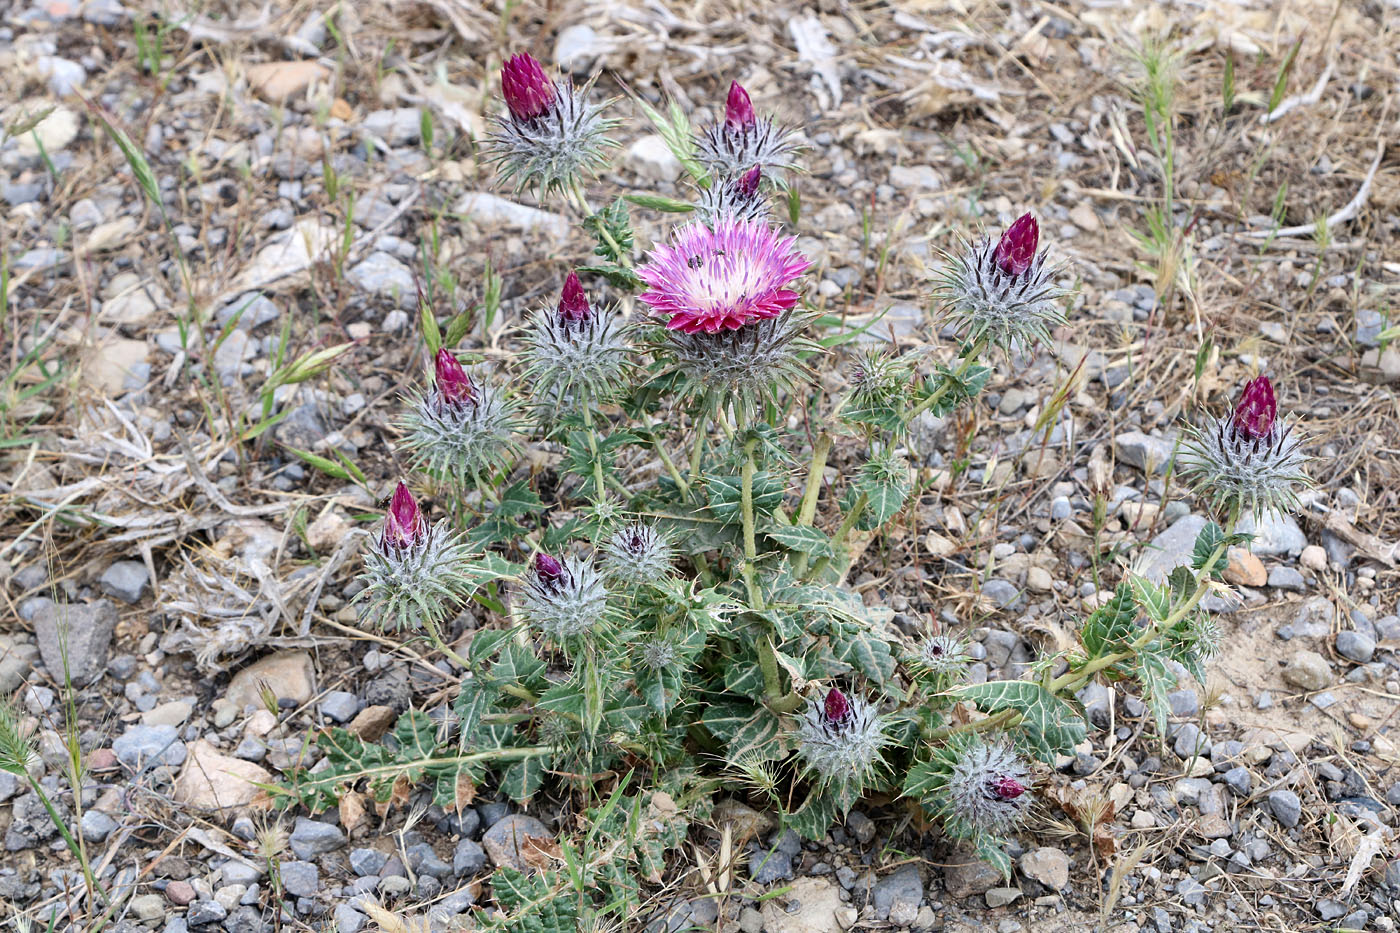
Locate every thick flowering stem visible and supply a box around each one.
[804,491,867,582]
[740,435,764,611]
[580,391,607,506]
[792,433,833,576]
[908,337,987,422]
[926,708,1022,743]
[569,179,626,264]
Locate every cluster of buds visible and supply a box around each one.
[936,212,1064,354]
[523,271,630,410]
[601,522,674,586]
[1181,375,1309,519]
[695,81,799,179]
[516,552,609,640]
[401,349,518,482]
[795,688,888,804]
[485,52,616,195]
[356,483,475,633]
[917,734,1032,839]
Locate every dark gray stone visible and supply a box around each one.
[279,861,318,898]
[981,579,1019,610]
[872,864,923,921]
[332,906,366,933]
[81,809,117,842]
[319,691,360,723]
[289,817,345,860]
[846,810,876,845]
[1336,630,1376,663]
[476,801,510,829]
[1167,689,1199,717]
[1267,790,1301,828]
[453,838,485,876]
[1114,431,1177,474]
[34,600,117,684]
[1267,566,1306,591]
[745,842,792,884]
[1221,767,1251,797]
[185,901,226,926]
[99,561,149,604]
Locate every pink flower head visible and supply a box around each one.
[736,165,762,198]
[534,552,565,590]
[725,81,756,129]
[383,482,426,550]
[988,775,1027,802]
[557,271,592,323]
[433,348,475,408]
[1232,375,1276,440]
[638,218,810,334]
[823,688,852,726]
[994,212,1039,277]
[500,52,556,123]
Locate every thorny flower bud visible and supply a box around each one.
[517,553,609,640]
[796,688,888,804]
[695,165,770,226]
[602,522,674,586]
[382,482,427,551]
[356,483,474,633]
[486,52,616,195]
[1181,374,1308,519]
[935,210,1063,354]
[736,165,762,197]
[920,634,971,681]
[918,735,1033,840]
[500,52,556,123]
[557,271,592,323]
[434,348,476,409]
[1231,375,1276,440]
[725,81,757,129]
[696,80,798,177]
[994,212,1038,277]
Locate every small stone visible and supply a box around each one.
[279,861,319,898]
[114,724,187,769]
[187,899,227,926]
[453,838,486,876]
[224,651,316,711]
[1336,630,1376,663]
[1267,790,1301,828]
[130,893,166,921]
[34,600,117,684]
[1267,566,1306,591]
[1167,689,1199,717]
[985,887,1022,908]
[165,879,197,906]
[1223,549,1266,587]
[1026,566,1053,592]
[871,863,922,921]
[333,906,366,933]
[347,704,397,741]
[1137,515,1208,584]
[1299,545,1327,571]
[1235,512,1307,558]
[1315,899,1347,921]
[981,579,1019,610]
[142,700,193,727]
[1221,767,1251,797]
[1050,496,1072,521]
[846,810,876,845]
[99,561,150,603]
[1114,431,1176,474]
[350,848,388,876]
[1018,848,1069,890]
[289,817,346,859]
[81,809,117,842]
[320,691,360,723]
[746,842,792,884]
[482,814,553,871]
[944,849,1002,899]
[1282,651,1331,691]
[37,55,85,95]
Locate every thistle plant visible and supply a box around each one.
[280,48,1316,917]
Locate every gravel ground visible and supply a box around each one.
[3,0,1400,930]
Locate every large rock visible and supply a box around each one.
[34,601,117,684]
[1236,512,1307,558]
[174,741,271,815]
[114,724,187,769]
[1019,847,1070,890]
[482,814,553,871]
[1114,431,1177,474]
[1136,515,1208,584]
[871,863,922,923]
[1282,651,1331,692]
[759,877,849,933]
[943,848,1002,899]
[224,651,316,712]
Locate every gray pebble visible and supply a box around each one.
[1266,566,1306,591]
[1267,790,1301,828]
[1221,767,1251,797]
[319,691,361,723]
[453,838,485,876]
[1336,630,1376,663]
[186,900,227,926]
[279,860,319,898]
[113,724,186,769]
[1050,496,1072,521]
[98,561,149,604]
[289,817,345,859]
[80,809,117,842]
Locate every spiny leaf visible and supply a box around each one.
[955,681,1087,763]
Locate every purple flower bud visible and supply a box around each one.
[994,212,1038,277]
[823,688,852,727]
[557,271,592,323]
[736,165,762,198]
[988,775,1027,801]
[1231,375,1276,440]
[500,52,556,123]
[382,482,426,551]
[725,81,756,129]
[534,552,565,590]
[434,348,476,408]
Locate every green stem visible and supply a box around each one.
[804,492,867,582]
[581,394,607,503]
[686,392,716,484]
[927,708,1021,742]
[739,435,764,611]
[650,423,689,496]
[569,179,626,264]
[28,775,107,908]
[907,338,987,422]
[792,433,833,577]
